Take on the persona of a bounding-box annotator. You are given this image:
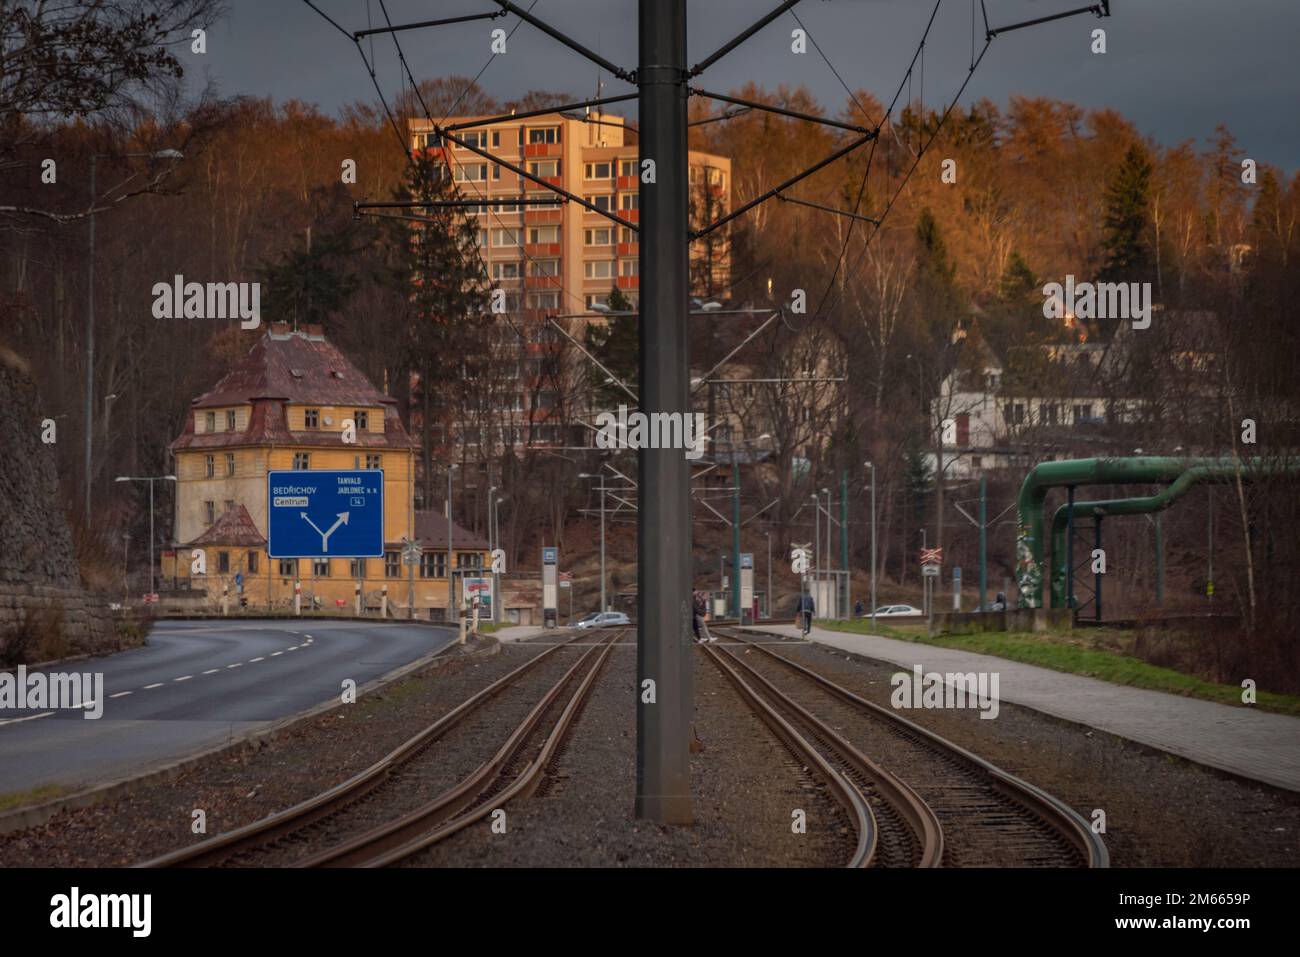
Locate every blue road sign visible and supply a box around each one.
[267,470,384,559]
[542,547,558,565]
[234,572,243,588]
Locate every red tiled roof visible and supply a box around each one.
[193,324,392,408]
[183,504,267,548]
[169,325,413,453]
[414,510,490,551]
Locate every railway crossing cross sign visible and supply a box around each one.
[267,469,384,559]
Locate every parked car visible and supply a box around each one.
[576,611,631,629]
[871,604,923,617]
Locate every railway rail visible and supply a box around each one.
[711,627,1108,868]
[143,629,622,868]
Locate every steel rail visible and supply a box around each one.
[700,642,875,868]
[719,628,1109,867]
[302,629,623,867]
[140,632,588,868]
[712,636,943,867]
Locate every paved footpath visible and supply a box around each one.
[745,622,1300,793]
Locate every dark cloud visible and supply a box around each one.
[188,1,1299,172]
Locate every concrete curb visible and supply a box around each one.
[0,629,497,835]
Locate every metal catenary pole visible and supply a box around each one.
[635,0,692,824]
[732,456,741,620]
[840,469,849,619]
[978,474,987,611]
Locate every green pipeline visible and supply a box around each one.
[1045,462,1268,608]
[1016,457,1243,609]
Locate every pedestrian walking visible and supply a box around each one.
[854,598,864,618]
[797,592,815,635]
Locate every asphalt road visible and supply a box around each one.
[0,619,457,797]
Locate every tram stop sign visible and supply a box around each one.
[267,470,384,559]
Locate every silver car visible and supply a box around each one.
[576,611,632,629]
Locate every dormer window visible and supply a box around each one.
[226,409,237,431]
[304,408,320,429]
[355,410,369,430]
[204,411,216,432]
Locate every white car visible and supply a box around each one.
[576,611,631,629]
[871,604,923,617]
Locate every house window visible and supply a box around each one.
[706,167,725,188]
[293,452,311,470]
[204,454,215,478]
[313,558,329,577]
[354,410,369,431]
[620,193,639,210]
[585,227,612,246]
[304,408,320,429]
[1073,403,1093,424]
[279,558,297,577]
[225,453,236,477]
[204,411,216,432]
[527,160,559,178]
[956,414,970,447]
[218,551,230,573]
[224,499,235,514]
[458,130,488,149]
[457,552,482,570]
[584,161,611,179]
[350,558,367,578]
[247,551,258,574]
[585,294,609,310]
[528,225,559,244]
[385,551,400,577]
[528,127,558,144]
[204,501,215,525]
[585,260,615,279]
[586,194,613,212]
[454,162,488,182]
[1003,403,1025,426]
[366,453,382,470]
[420,552,448,579]
[971,456,982,469]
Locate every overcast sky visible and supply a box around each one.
[185,1,1300,173]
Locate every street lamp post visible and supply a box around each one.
[811,492,820,612]
[765,529,772,620]
[447,463,458,623]
[86,150,182,523]
[865,462,877,630]
[115,475,177,596]
[579,473,607,614]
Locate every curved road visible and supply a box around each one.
[0,619,457,797]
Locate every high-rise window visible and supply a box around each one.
[585,260,615,279]
[527,160,559,178]
[586,195,613,212]
[528,127,558,144]
[584,161,611,179]
[528,259,560,277]
[585,228,612,246]
[620,193,639,210]
[528,226,559,244]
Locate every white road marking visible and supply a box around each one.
[270,651,283,657]
[173,675,193,682]
[202,669,220,675]
[143,683,165,689]
[249,657,265,663]
[226,663,242,669]
[0,711,55,726]
[287,646,299,651]
[109,691,133,699]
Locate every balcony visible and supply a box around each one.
[524,142,563,158]
[616,275,639,290]
[617,175,638,190]
[525,274,563,290]
[617,241,638,256]
[524,208,563,225]
[524,243,562,258]
[525,175,564,192]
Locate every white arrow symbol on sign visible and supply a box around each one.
[301,511,349,552]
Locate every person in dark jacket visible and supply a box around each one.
[797,593,815,634]
[854,599,864,618]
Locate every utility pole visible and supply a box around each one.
[84,156,97,525]
[866,461,876,628]
[765,530,772,620]
[636,0,692,824]
[447,463,457,623]
[732,456,741,621]
[978,474,987,612]
[840,469,849,620]
[811,492,820,611]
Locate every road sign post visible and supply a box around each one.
[542,547,558,628]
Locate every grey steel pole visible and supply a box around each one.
[868,462,876,629]
[812,492,820,601]
[447,465,455,622]
[978,474,987,612]
[599,477,606,614]
[731,456,741,620]
[84,156,97,524]
[840,469,849,619]
[148,478,156,596]
[636,0,692,824]
[766,530,771,619]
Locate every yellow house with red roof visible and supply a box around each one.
[162,324,488,619]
